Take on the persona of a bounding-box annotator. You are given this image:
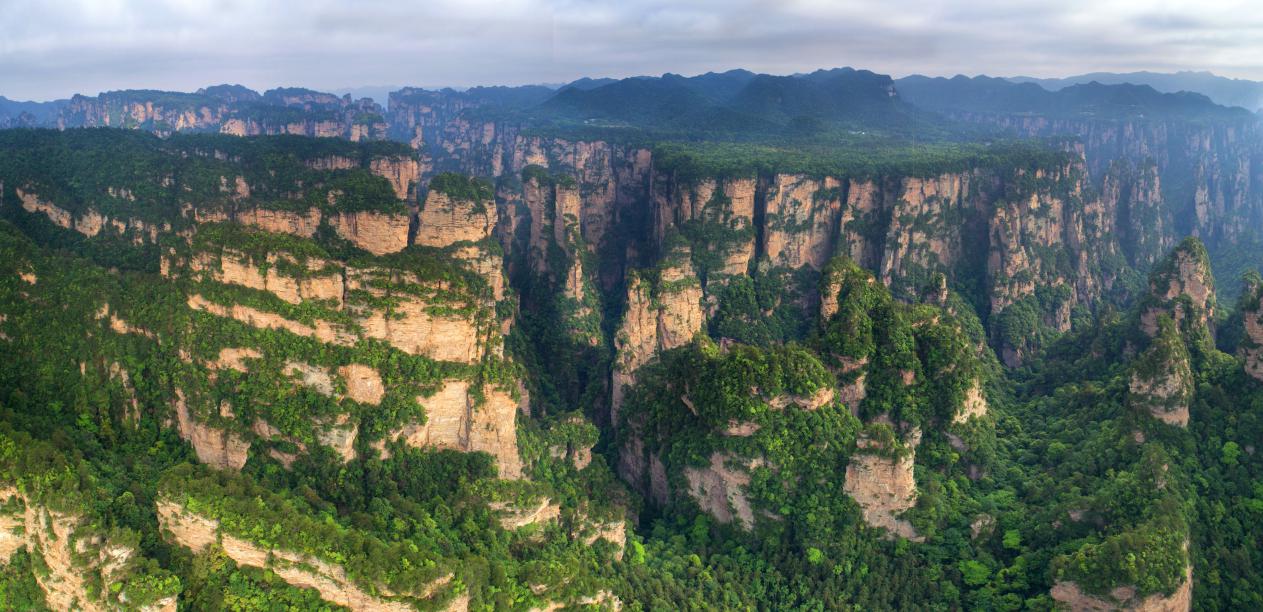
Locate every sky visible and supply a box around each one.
[3,0,1263,101]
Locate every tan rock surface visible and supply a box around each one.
[491,497,560,530]
[173,389,250,470]
[158,501,463,612]
[235,207,322,238]
[415,191,497,248]
[844,432,920,540]
[685,453,760,529]
[1050,564,1192,612]
[332,211,410,255]
[340,364,385,404]
[953,382,989,424]
[381,380,522,479]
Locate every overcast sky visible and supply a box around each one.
[3,0,1263,101]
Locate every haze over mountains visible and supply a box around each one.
[1009,70,1263,112]
[3,66,1257,140]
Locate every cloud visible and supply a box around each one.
[1,0,1261,100]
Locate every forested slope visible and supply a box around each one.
[0,71,1261,611]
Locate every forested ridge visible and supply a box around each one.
[0,66,1262,611]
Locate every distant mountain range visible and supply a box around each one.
[1008,70,1263,112]
[896,74,1251,121]
[3,68,1260,141]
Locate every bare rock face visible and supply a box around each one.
[284,361,335,396]
[766,386,835,411]
[212,347,261,373]
[882,173,978,287]
[610,258,704,422]
[0,488,176,612]
[1140,238,1215,339]
[181,240,491,364]
[1050,564,1192,612]
[369,156,421,201]
[491,497,560,530]
[331,211,410,255]
[17,187,166,244]
[415,190,497,248]
[843,430,921,540]
[16,188,72,229]
[651,176,757,277]
[378,380,522,479]
[952,381,989,424]
[340,363,385,404]
[189,248,343,306]
[762,174,844,270]
[1128,316,1194,427]
[158,500,465,612]
[346,269,485,363]
[173,389,251,470]
[0,505,22,564]
[233,207,323,238]
[684,453,761,529]
[187,293,356,347]
[1239,280,1263,381]
[315,414,360,462]
[574,517,627,559]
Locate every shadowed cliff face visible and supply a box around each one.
[945,112,1263,259]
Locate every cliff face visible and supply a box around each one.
[0,489,176,612]
[158,500,466,612]
[844,433,921,541]
[1140,238,1215,339]
[58,88,393,141]
[416,190,497,248]
[377,380,523,479]
[1128,317,1194,427]
[1239,281,1263,381]
[174,239,490,363]
[18,187,169,244]
[956,112,1263,257]
[610,253,705,425]
[151,179,523,477]
[1051,565,1193,612]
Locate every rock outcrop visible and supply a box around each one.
[684,453,760,529]
[0,489,176,612]
[610,255,705,423]
[1238,279,1263,381]
[331,211,411,255]
[378,380,523,479]
[843,429,921,540]
[1140,238,1215,339]
[1128,317,1194,427]
[415,190,497,248]
[952,382,989,424]
[1050,565,1192,612]
[173,389,251,470]
[491,497,561,531]
[158,500,465,612]
[18,187,169,244]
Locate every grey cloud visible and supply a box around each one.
[1,0,1260,101]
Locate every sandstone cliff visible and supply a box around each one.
[1051,564,1192,612]
[158,499,466,612]
[610,253,705,425]
[377,380,523,479]
[1128,316,1194,427]
[843,427,922,540]
[1140,237,1215,340]
[1238,278,1263,381]
[0,488,177,612]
